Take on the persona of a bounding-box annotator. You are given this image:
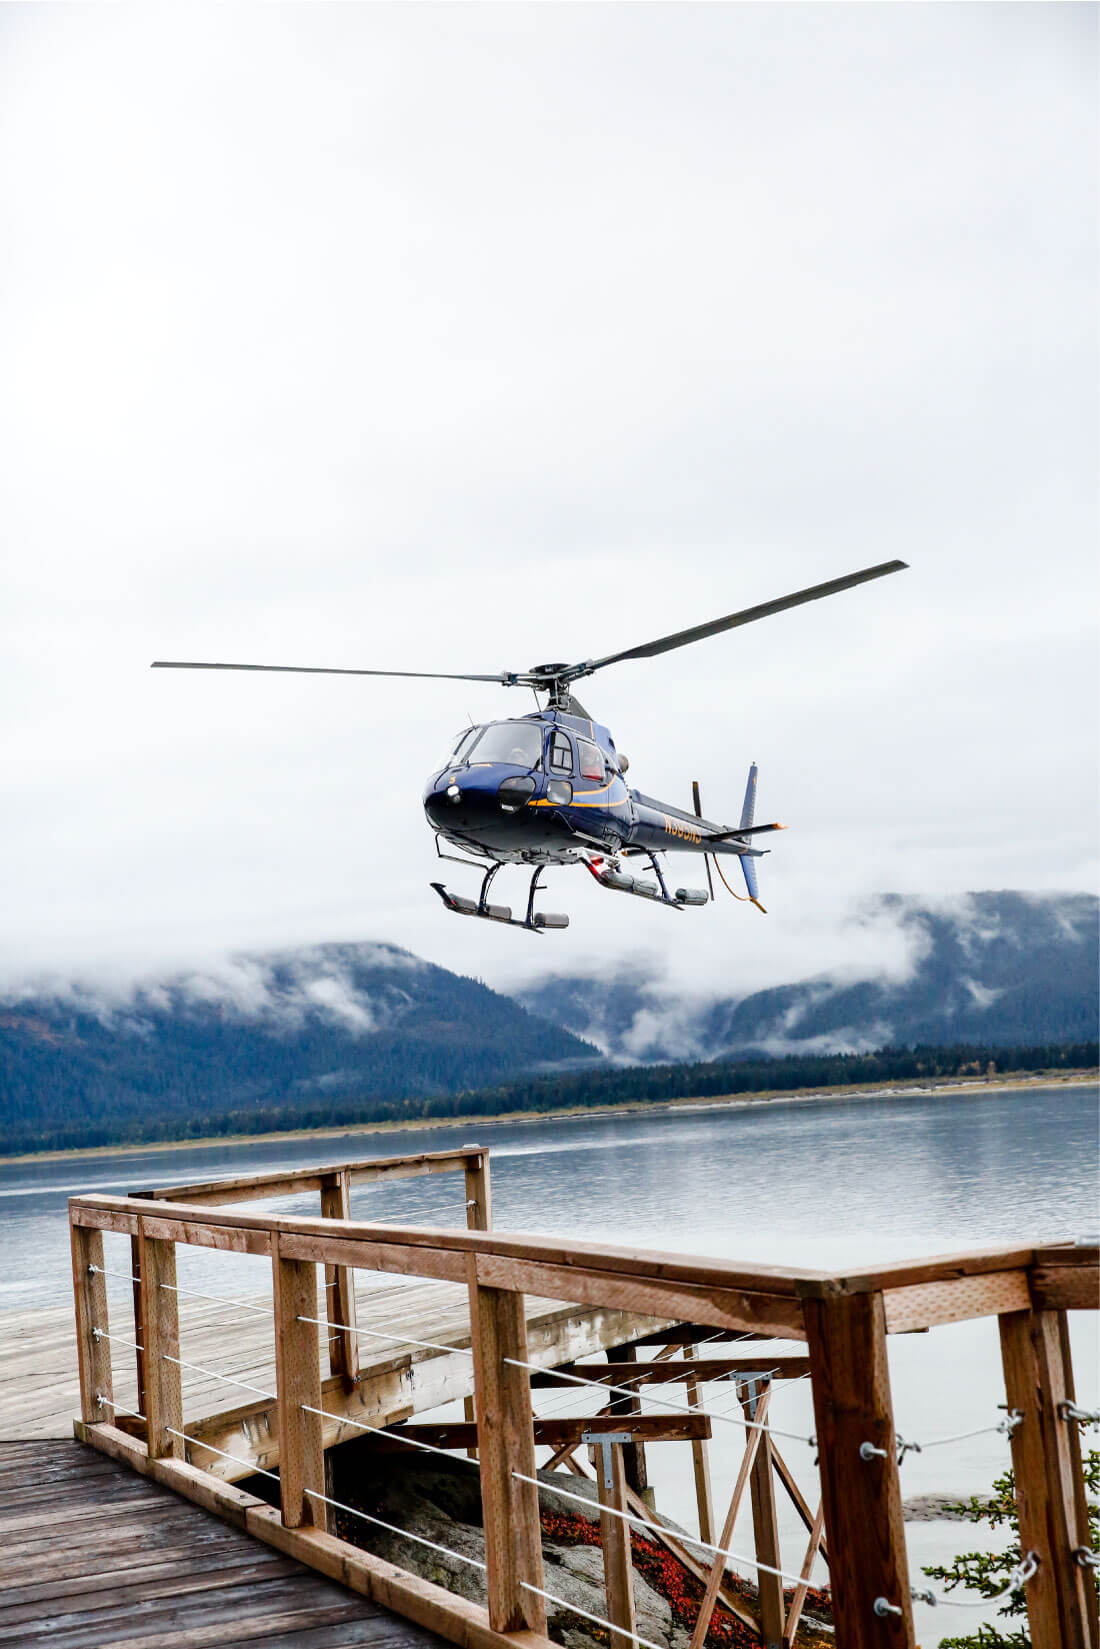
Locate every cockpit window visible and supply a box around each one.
[445,728,477,767]
[467,721,543,769]
[577,739,605,781]
[547,730,573,775]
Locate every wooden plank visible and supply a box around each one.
[1030,1261,1100,1312]
[473,1253,806,1337]
[139,1146,485,1206]
[803,1291,915,1649]
[743,1382,784,1648]
[687,1386,771,1649]
[70,1204,141,1235]
[591,1440,637,1649]
[467,1262,546,1634]
[282,1233,468,1284]
[361,1416,713,1451]
[797,1244,1037,1298]
[883,1269,1031,1333]
[272,1235,327,1533]
[320,1171,357,1388]
[684,1343,714,1547]
[140,1216,272,1257]
[530,1357,810,1387]
[999,1308,1095,1649]
[69,1222,111,1425]
[137,1229,183,1460]
[68,1193,819,1296]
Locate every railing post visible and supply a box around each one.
[137,1222,183,1460]
[272,1232,328,1533]
[320,1170,357,1390]
[466,1259,546,1633]
[463,1145,492,1232]
[999,1306,1096,1649]
[129,1234,147,1419]
[803,1290,916,1648]
[463,1148,492,1456]
[742,1377,785,1648]
[70,1219,112,1426]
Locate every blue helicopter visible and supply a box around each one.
[153,560,906,934]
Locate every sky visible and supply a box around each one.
[1,3,1096,1002]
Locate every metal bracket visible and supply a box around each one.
[581,1430,633,1492]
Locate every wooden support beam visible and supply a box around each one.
[608,1344,651,1506]
[531,1357,811,1387]
[137,1227,183,1460]
[467,1263,546,1634]
[319,1170,357,1390]
[999,1308,1096,1649]
[589,1439,637,1649]
[272,1235,327,1533]
[743,1381,784,1649]
[688,1384,772,1649]
[770,1443,829,1566]
[361,1415,713,1452]
[804,1291,915,1649]
[70,1221,112,1426]
[684,1343,715,1547]
[783,1499,826,1649]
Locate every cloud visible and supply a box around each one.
[0,6,1094,992]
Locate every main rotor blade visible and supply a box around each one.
[587,560,908,672]
[150,661,514,684]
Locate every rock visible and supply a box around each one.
[903,1493,972,1522]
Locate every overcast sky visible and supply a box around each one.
[1,3,1096,1000]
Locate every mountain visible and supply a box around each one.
[0,942,600,1154]
[512,892,1099,1062]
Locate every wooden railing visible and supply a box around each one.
[69,1165,1098,1649]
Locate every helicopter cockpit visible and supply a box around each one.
[445,720,543,770]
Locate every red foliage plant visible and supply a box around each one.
[538,1509,831,1649]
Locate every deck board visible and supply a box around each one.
[0,1441,449,1648]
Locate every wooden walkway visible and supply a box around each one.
[0,1439,451,1648]
[0,1274,663,1443]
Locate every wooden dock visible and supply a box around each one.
[0,1439,451,1647]
[5,1141,1097,1649]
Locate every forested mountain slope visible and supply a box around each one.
[0,942,598,1152]
[514,892,1099,1062]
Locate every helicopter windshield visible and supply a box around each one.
[444,728,477,767]
[467,721,543,769]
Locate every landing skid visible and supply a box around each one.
[431,864,569,933]
[585,852,708,909]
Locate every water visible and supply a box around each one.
[2,1081,1096,1642]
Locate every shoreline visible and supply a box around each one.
[2,1068,1095,1168]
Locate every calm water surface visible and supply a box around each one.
[2,1082,1096,1641]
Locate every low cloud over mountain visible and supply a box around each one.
[0,942,598,1153]
[512,892,1099,1063]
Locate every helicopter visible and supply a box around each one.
[152,559,907,934]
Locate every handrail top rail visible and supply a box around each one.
[131,1143,488,1205]
[67,1189,1097,1302]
